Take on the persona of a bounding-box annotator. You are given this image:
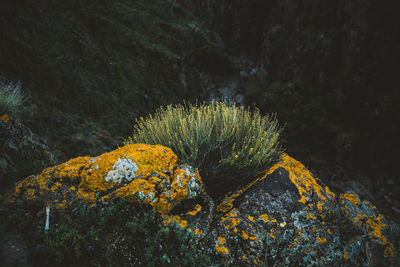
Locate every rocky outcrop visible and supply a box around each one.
[12,144,205,214]
[10,144,399,266]
[201,155,399,266]
[0,114,54,188]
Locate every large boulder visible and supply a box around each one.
[0,114,54,188]
[9,145,399,266]
[200,154,399,266]
[12,144,205,215]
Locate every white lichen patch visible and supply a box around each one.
[176,164,202,198]
[138,191,156,203]
[105,158,139,184]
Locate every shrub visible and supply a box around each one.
[125,101,283,198]
[0,198,211,266]
[0,80,29,115]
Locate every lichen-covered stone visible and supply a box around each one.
[203,154,342,266]
[10,147,399,266]
[339,192,399,266]
[0,115,54,187]
[200,154,399,266]
[12,144,204,215]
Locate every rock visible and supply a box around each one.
[203,154,342,265]
[0,115,54,188]
[198,154,399,266]
[10,146,399,266]
[12,144,205,215]
[339,192,399,265]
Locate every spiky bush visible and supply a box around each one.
[125,101,283,197]
[0,80,28,115]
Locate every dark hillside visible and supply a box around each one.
[0,0,221,161]
[0,0,399,219]
[174,0,400,218]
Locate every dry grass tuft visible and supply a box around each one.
[125,101,283,197]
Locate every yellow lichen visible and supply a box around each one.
[216,236,229,255]
[216,245,229,255]
[289,237,299,249]
[384,244,395,258]
[269,228,276,239]
[0,114,9,123]
[259,214,269,222]
[342,193,360,205]
[340,194,397,258]
[221,209,241,231]
[316,237,327,244]
[194,229,204,236]
[242,231,249,240]
[186,204,202,216]
[162,215,188,229]
[12,144,204,217]
[343,250,349,261]
[217,153,335,214]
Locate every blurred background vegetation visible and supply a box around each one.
[0,0,399,218]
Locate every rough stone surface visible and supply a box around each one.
[12,144,205,215]
[0,115,54,188]
[10,145,399,266]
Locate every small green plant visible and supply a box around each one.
[0,198,211,266]
[125,101,283,197]
[0,80,29,115]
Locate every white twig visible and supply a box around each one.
[45,206,50,232]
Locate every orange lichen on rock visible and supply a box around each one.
[0,114,9,123]
[340,193,397,258]
[343,250,349,261]
[259,214,269,222]
[162,215,188,228]
[217,154,335,213]
[241,231,250,240]
[269,228,276,239]
[341,193,360,205]
[194,228,204,236]
[277,154,335,204]
[221,209,241,231]
[216,236,229,255]
[12,144,204,215]
[186,204,202,216]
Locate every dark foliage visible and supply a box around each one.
[0,198,211,266]
[0,0,217,161]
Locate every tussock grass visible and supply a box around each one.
[0,80,29,115]
[125,101,283,197]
